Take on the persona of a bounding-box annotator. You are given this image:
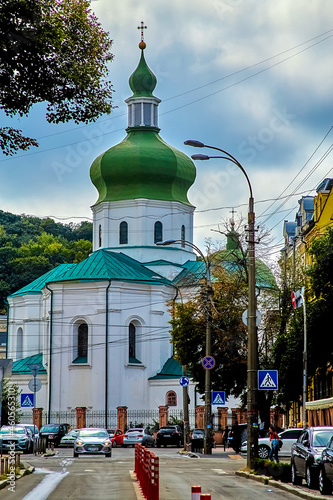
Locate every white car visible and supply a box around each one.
[241,428,303,459]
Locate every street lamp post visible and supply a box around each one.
[156,239,213,454]
[184,140,258,468]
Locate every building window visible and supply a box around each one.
[119,221,128,244]
[16,327,23,360]
[154,221,163,243]
[129,322,141,363]
[166,391,177,407]
[73,322,88,363]
[99,224,102,247]
[181,225,185,248]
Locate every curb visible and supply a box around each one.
[236,470,331,499]
[0,464,35,491]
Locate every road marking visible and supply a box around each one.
[228,454,243,459]
[22,471,69,500]
[212,468,226,474]
[129,470,145,500]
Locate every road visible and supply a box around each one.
[0,446,324,500]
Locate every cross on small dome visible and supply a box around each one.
[137,21,147,50]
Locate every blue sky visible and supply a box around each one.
[1,0,333,264]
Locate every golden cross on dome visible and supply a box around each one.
[137,21,147,42]
[230,208,236,226]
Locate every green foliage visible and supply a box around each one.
[252,458,291,482]
[0,210,92,311]
[0,0,114,155]
[1,379,22,425]
[170,265,248,399]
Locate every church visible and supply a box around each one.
[7,37,205,420]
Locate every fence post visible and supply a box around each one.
[76,407,86,429]
[117,406,127,433]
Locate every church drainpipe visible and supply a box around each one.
[105,280,112,429]
[4,298,9,358]
[45,283,53,424]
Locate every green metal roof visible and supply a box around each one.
[149,356,184,380]
[12,353,47,374]
[10,250,173,297]
[173,260,207,286]
[143,259,183,267]
[129,49,157,97]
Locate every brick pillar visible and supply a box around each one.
[217,407,228,430]
[117,406,127,432]
[32,408,43,430]
[195,405,205,429]
[238,408,247,424]
[231,408,241,424]
[158,406,168,429]
[76,407,86,429]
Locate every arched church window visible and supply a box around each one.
[129,322,141,363]
[166,390,177,407]
[16,327,23,360]
[154,221,163,243]
[181,225,185,248]
[99,224,102,247]
[119,221,128,244]
[73,322,88,363]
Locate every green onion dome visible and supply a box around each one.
[90,129,196,205]
[90,44,196,206]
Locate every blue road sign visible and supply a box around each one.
[202,356,215,370]
[21,393,34,407]
[258,370,278,390]
[212,391,225,405]
[179,376,190,387]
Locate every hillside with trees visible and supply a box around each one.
[0,210,92,312]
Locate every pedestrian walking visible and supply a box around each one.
[268,425,280,462]
[223,426,229,451]
[231,420,241,453]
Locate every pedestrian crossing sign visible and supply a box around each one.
[258,370,278,390]
[212,391,225,405]
[21,393,34,407]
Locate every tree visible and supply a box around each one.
[170,265,248,399]
[0,0,114,155]
[0,379,22,426]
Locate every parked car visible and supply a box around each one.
[59,429,80,447]
[74,428,112,457]
[0,425,33,453]
[318,434,333,494]
[191,429,204,452]
[241,428,303,459]
[106,428,125,448]
[39,423,68,446]
[23,424,40,440]
[123,428,155,447]
[291,426,333,488]
[156,425,183,447]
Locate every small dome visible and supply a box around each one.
[129,50,157,97]
[90,129,196,205]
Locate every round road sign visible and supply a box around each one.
[291,291,296,309]
[202,356,215,370]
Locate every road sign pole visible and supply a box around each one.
[302,288,307,429]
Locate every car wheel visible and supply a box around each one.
[105,452,111,458]
[306,465,318,489]
[291,462,302,485]
[157,443,160,448]
[319,468,332,495]
[74,451,78,458]
[257,445,270,459]
[151,441,155,448]
[112,441,117,448]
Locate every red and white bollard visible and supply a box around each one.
[200,495,211,499]
[191,485,201,500]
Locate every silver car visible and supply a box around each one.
[0,425,33,453]
[241,428,303,458]
[73,428,112,457]
[60,429,79,447]
[123,428,155,447]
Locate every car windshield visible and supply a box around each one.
[79,429,108,438]
[107,429,116,435]
[40,426,59,433]
[313,430,333,447]
[0,428,25,435]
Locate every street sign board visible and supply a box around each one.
[179,376,189,387]
[21,393,34,407]
[212,391,225,405]
[28,378,42,392]
[242,309,261,327]
[28,363,41,377]
[258,370,278,390]
[291,288,304,309]
[202,356,215,370]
